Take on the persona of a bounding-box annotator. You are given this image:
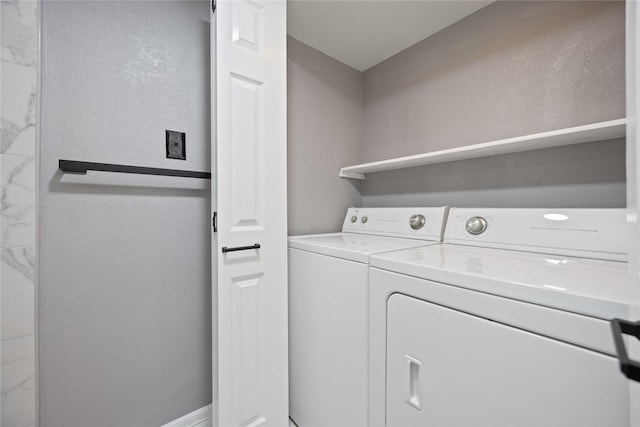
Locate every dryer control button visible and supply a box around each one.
[409,214,426,230]
[351,216,358,223]
[361,216,368,224]
[466,216,487,235]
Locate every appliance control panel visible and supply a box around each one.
[342,207,449,241]
[445,208,628,261]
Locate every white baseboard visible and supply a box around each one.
[162,405,212,427]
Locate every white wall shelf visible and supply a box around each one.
[339,119,627,179]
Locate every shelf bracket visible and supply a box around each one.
[339,170,365,180]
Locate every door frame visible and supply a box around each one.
[625,1,640,425]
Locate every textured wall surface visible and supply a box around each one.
[0,0,38,426]
[288,36,363,235]
[359,1,626,208]
[362,1,625,161]
[39,2,212,425]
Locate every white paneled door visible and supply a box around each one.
[212,0,288,426]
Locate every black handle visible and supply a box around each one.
[59,160,211,180]
[610,318,640,382]
[222,243,261,253]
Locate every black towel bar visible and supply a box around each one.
[59,160,212,180]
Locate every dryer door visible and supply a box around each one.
[386,293,629,427]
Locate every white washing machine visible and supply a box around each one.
[368,208,637,427]
[288,207,449,427]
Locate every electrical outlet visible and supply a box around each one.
[166,130,186,160]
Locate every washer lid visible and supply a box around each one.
[370,244,636,320]
[288,233,441,263]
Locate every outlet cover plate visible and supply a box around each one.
[166,130,186,160]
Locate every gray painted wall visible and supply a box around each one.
[361,138,626,208]
[39,2,212,425]
[360,1,626,208]
[288,36,363,235]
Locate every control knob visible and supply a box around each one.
[465,216,487,235]
[351,216,357,223]
[361,216,368,224]
[409,214,426,230]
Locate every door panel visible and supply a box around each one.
[386,293,629,427]
[231,272,265,425]
[231,0,263,53]
[214,1,288,426]
[228,72,264,231]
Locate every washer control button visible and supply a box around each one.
[466,216,488,235]
[361,216,368,224]
[351,216,358,223]
[409,214,426,230]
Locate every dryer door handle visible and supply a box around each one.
[610,318,640,382]
[405,355,422,410]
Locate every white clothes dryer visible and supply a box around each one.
[368,208,637,427]
[288,207,449,427]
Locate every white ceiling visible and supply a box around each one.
[288,1,494,71]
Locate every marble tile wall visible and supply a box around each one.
[1,0,38,426]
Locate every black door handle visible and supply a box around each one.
[610,318,640,382]
[222,243,261,253]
